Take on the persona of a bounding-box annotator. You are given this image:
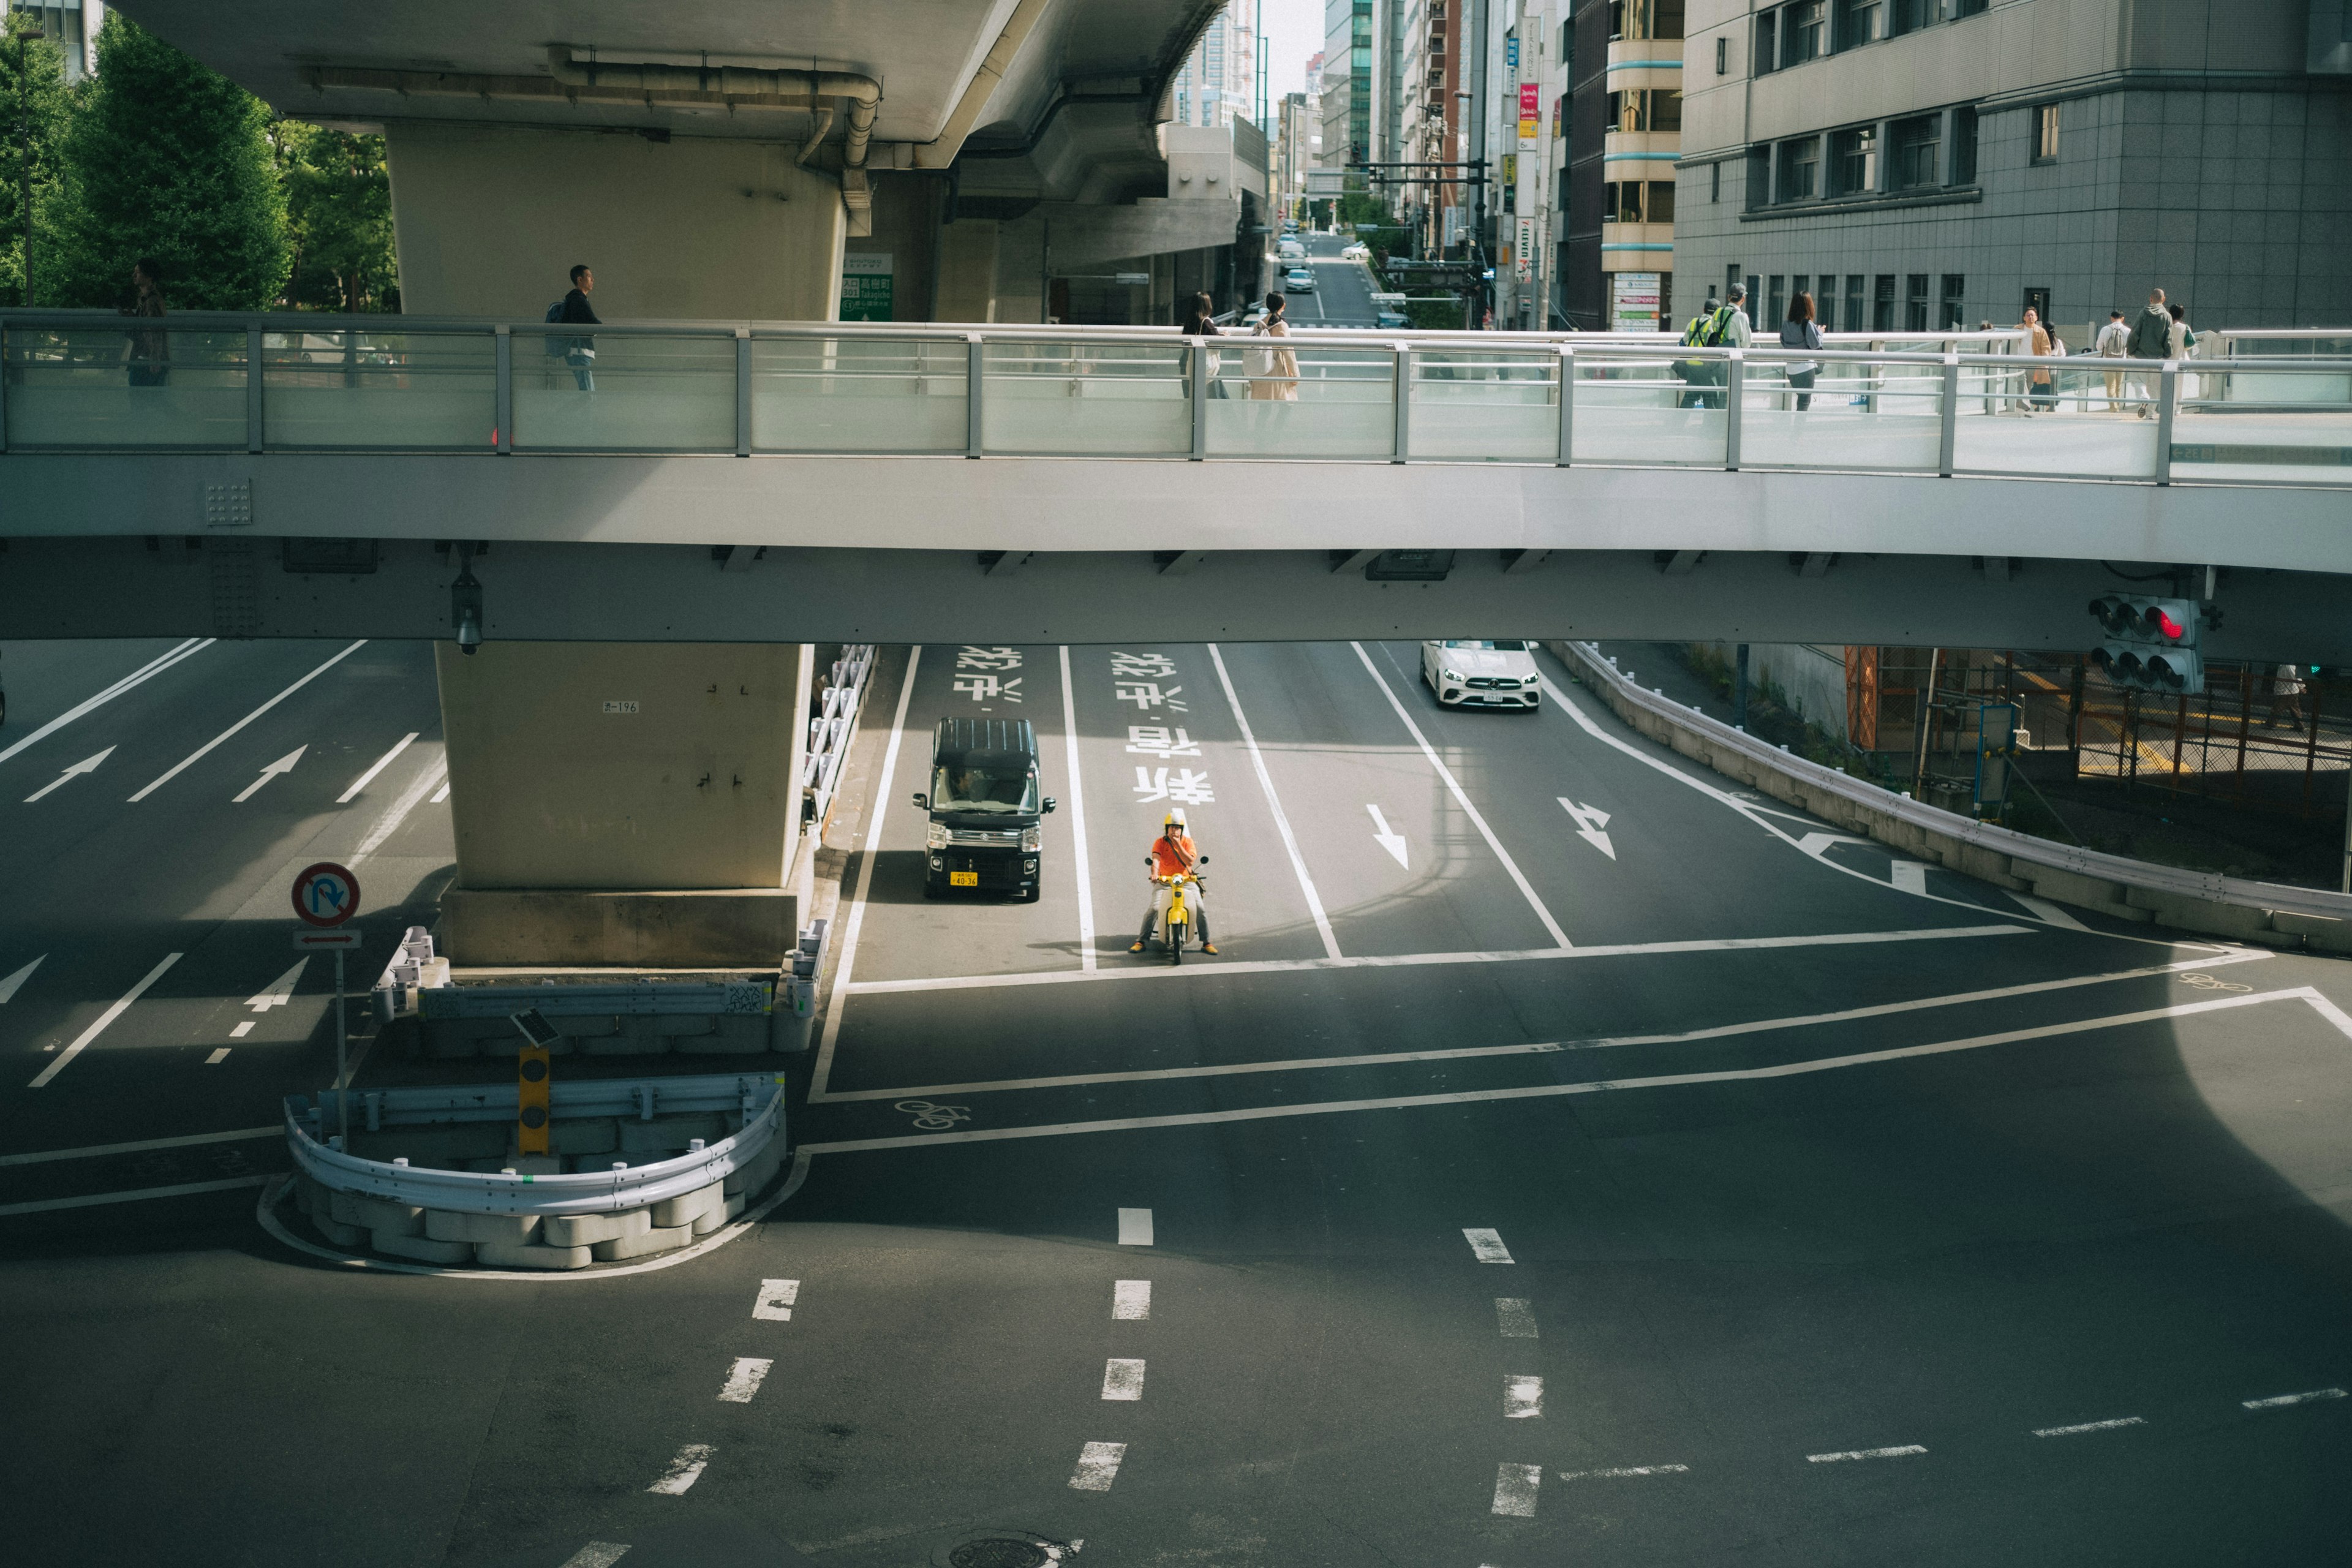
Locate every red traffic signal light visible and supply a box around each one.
[2144,605,2186,641]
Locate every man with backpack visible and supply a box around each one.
[550,264,600,391]
[1677,283,1750,410]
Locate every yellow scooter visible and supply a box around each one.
[1149,862,1208,965]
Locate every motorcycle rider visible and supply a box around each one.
[1131,806,1215,956]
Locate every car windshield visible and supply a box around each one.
[932,758,1039,813]
[1288,269,1311,278]
[1442,639,1528,651]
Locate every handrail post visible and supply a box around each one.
[1555,344,1575,466]
[493,326,513,453]
[734,327,752,456]
[965,333,985,458]
[1937,353,1959,477]
[1392,342,1412,463]
[246,324,265,453]
[2154,359,2178,484]
[1723,349,1744,472]
[1189,334,1207,461]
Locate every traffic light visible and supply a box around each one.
[511,1008,559,1155]
[2089,595,2203,695]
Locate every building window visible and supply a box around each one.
[1834,0,1881,50]
[2032,102,2059,163]
[1872,273,1895,331]
[1939,274,1965,329]
[1612,0,1687,42]
[1891,113,1940,188]
[1716,36,1728,73]
[1905,273,1929,331]
[1605,88,1683,134]
[1754,10,1778,75]
[1951,105,1978,183]
[1814,274,1836,329]
[1768,274,1787,326]
[1648,181,1676,222]
[1830,125,1877,195]
[1746,145,1771,209]
[1774,135,1820,202]
[1710,160,1721,202]
[1845,274,1865,334]
[1782,1,1827,67]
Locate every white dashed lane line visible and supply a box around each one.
[1102,1359,1146,1401]
[1807,1444,1928,1464]
[557,1545,631,1568]
[1117,1207,1153,1245]
[2034,1416,2144,1438]
[646,1444,713,1494]
[1069,1441,1127,1492]
[1114,1280,1151,1319]
[1494,1298,1538,1338]
[715,1357,773,1404]
[1503,1375,1544,1419]
[1561,1464,1690,1480]
[752,1278,799,1321]
[1491,1461,1542,1517]
[2244,1387,2346,1409]
[1463,1228,1513,1264]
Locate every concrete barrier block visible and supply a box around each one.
[542,1208,652,1248]
[724,1145,782,1198]
[652,1181,723,1230]
[2027,866,2130,911]
[591,1223,694,1262]
[424,1210,541,1245]
[692,1189,750,1235]
[2272,911,2352,955]
[475,1238,594,1270]
[2127,887,2274,940]
[333,1190,425,1235]
[1955,844,2028,889]
[372,1227,472,1265]
[309,1212,367,1247]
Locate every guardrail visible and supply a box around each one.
[2,311,2346,489]
[804,643,875,826]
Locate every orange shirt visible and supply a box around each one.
[1148,834,1199,878]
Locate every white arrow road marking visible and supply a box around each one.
[23,747,115,803]
[0,638,210,770]
[0,956,44,1005]
[129,639,364,802]
[1557,798,1617,860]
[28,952,183,1088]
[233,745,306,803]
[247,959,307,1012]
[1794,831,1869,858]
[1366,804,1409,869]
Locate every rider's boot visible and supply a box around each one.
[1198,911,1216,956]
[1130,913,1155,954]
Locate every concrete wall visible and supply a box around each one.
[385,124,846,320]
[1704,641,1852,742]
[434,640,811,892]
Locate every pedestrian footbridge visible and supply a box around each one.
[4,312,2348,657]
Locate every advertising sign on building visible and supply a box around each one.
[840,252,894,322]
[1515,217,1534,281]
[1442,205,1464,247]
[1506,34,1518,69]
[1611,271,1664,331]
[1518,83,1539,145]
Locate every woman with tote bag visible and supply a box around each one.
[1180,291,1227,398]
[1247,292,1300,401]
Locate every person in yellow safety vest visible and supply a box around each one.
[1131,806,1215,955]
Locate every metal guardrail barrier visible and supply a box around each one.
[2,311,2345,488]
[805,644,874,825]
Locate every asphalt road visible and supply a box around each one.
[1293,230,1380,327]
[6,635,2352,1567]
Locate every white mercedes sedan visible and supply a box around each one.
[1420,639,1542,709]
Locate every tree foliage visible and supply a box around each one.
[272,121,398,312]
[0,13,69,304]
[43,12,288,309]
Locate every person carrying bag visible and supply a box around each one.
[1779,291,1822,411]
[1246,292,1299,401]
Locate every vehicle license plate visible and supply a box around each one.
[950,870,979,887]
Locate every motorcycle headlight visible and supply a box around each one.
[1021,824,1041,852]
[925,821,950,850]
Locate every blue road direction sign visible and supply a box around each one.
[292,861,361,927]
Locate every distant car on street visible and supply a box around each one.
[1376,309,1409,329]
[1342,242,1370,260]
[1276,238,1305,262]
[1284,266,1316,293]
[1420,639,1541,710]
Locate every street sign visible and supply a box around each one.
[292,861,361,927]
[293,930,362,951]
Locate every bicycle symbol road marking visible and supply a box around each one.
[894,1099,973,1131]
[2178,973,2252,993]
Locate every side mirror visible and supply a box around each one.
[1042,797,1058,813]
[1198,854,1210,864]
[910,793,927,810]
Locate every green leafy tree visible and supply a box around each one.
[44,12,287,309]
[271,119,398,312]
[0,13,68,304]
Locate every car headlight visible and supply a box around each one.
[1021,824,1041,852]
[1442,671,1462,684]
[925,822,949,850]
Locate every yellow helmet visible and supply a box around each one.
[1163,807,1188,833]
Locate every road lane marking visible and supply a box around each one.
[1358,642,1571,949]
[352,753,447,864]
[28,952,183,1088]
[1807,1445,1926,1463]
[1102,1358,1146,1400]
[232,745,305,802]
[1058,646,1098,970]
[205,1049,230,1064]
[1795,831,1868,856]
[0,1124,278,1167]
[1491,1462,1542,1517]
[1206,643,1341,959]
[1114,1280,1151,1319]
[646,1444,713,1494]
[128,641,368,801]
[1464,1228,1514,1263]
[0,955,43,1004]
[0,1174,270,1216]
[430,778,450,804]
[797,986,2352,1155]
[1366,804,1409,867]
[1068,1441,1126,1491]
[1561,1464,1690,1480]
[1118,1207,1154,1245]
[845,922,2033,997]
[559,1546,631,1568]
[23,747,114,802]
[810,646,922,1101]
[0,638,210,769]
[1504,1374,1544,1418]
[338,732,418,802]
[1891,861,1929,895]
[2012,892,2093,932]
[1558,798,1617,860]
[248,959,306,1011]
[2033,1416,2144,1437]
[1496,1298,1538,1338]
[752,1279,800,1321]
[716,1357,774,1403]
[231,1020,255,1037]
[2244,1387,2346,1410]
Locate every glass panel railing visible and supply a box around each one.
[1740,355,1942,472]
[512,330,734,451]
[4,326,247,449]
[1411,350,1558,461]
[1568,350,1725,466]
[1207,342,1393,457]
[1950,359,2160,479]
[263,330,495,449]
[750,336,967,453]
[2171,362,2352,484]
[981,339,1187,456]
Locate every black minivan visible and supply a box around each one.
[912,717,1057,900]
